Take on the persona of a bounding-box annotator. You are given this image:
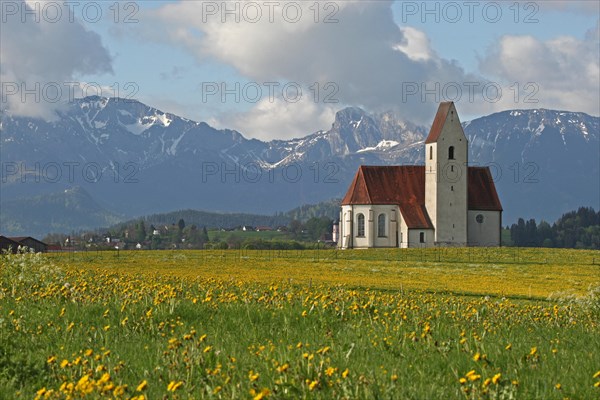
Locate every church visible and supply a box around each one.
[339,102,502,248]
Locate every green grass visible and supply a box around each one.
[208,229,288,242]
[1,248,599,399]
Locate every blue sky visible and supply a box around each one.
[2,1,598,140]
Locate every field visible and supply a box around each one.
[207,230,287,242]
[1,248,599,399]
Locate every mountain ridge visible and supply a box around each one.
[1,97,598,236]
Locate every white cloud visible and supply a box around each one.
[0,0,112,119]
[139,0,480,137]
[479,21,599,115]
[209,96,338,141]
[394,26,433,62]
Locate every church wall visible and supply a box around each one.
[340,205,372,248]
[372,205,400,248]
[398,215,409,248]
[339,205,402,248]
[467,210,501,247]
[407,229,435,248]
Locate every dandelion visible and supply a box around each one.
[308,380,319,391]
[113,384,127,396]
[166,381,183,391]
[529,347,537,356]
[98,373,110,385]
[136,380,147,392]
[276,363,289,373]
[249,370,260,382]
[342,368,349,378]
[253,388,270,400]
[492,373,501,384]
[466,370,481,382]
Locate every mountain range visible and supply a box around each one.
[1,96,598,236]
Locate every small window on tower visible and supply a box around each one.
[429,146,433,160]
[451,186,454,191]
[449,146,455,160]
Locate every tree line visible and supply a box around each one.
[507,207,599,249]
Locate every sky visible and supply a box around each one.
[1,0,599,141]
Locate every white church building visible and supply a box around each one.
[339,101,502,248]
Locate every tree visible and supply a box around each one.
[509,207,599,249]
[510,218,526,246]
[525,219,537,247]
[305,217,333,241]
[288,220,303,239]
[135,221,147,242]
[178,218,185,231]
[537,221,553,247]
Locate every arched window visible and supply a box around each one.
[377,213,386,237]
[356,213,365,237]
[429,146,433,160]
[448,146,455,160]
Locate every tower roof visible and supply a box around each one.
[425,101,454,144]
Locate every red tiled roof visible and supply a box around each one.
[468,167,503,211]
[341,165,502,228]
[341,166,433,229]
[425,101,453,144]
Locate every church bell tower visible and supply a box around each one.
[424,102,468,246]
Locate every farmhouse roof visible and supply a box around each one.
[9,236,47,245]
[0,235,24,246]
[341,165,502,228]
